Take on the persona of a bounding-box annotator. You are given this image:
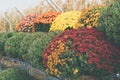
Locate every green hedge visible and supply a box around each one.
[98,0,120,47]
[20,32,47,55]
[23,31,62,69]
[0,32,14,55]
[0,68,34,80]
[4,32,26,59]
[19,33,35,56]
[4,31,61,64]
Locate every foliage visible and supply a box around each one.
[34,11,60,32]
[23,31,62,69]
[0,32,14,55]
[0,68,34,80]
[50,11,81,31]
[76,5,102,28]
[20,32,49,60]
[42,28,120,78]
[4,32,26,59]
[16,14,37,32]
[98,0,120,47]
[19,33,42,58]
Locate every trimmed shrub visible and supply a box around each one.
[16,14,37,32]
[0,32,14,55]
[4,32,26,59]
[34,11,60,32]
[42,28,120,78]
[0,68,34,80]
[98,0,120,47]
[20,32,48,59]
[50,11,81,31]
[76,5,102,28]
[23,31,62,69]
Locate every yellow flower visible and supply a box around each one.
[95,13,100,16]
[47,56,52,61]
[73,69,78,75]
[61,59,66,65]
[46,42,68,77]
[50,11,81,31]
[87,26,92,29]
[75,5,102,28]
[68,58,73,61]
[46,69,49,74]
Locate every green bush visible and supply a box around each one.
[4,32,26,59]
[0,32,14,55]
[98,0,120,47]
[20,33,36,56]
[20,32,47,58]
[0,68,34,80]
[23,31,62,69]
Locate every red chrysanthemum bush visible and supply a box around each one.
[34,11,61,32]
[42,28,120,78]
[16,14,37,32]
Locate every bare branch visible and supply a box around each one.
[50,0,64,12]
[2,14,13,32]
[45,0,59,12]
[14,7,25,17]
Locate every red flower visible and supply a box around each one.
[42,27,120,76]
[16,14,37,32]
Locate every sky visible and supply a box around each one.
[0,0,42,14]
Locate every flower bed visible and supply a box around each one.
[42,28,120,78]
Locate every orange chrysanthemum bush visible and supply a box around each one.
[34,12,60,32]
[16,14,37,32]
[42,28,120,78]
[50,11,81,31]
[76,5,102,28]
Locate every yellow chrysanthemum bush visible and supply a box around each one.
[75,5,102,28]
[16,14,37,32]
[50,11,81,31]
[42,28,120,79]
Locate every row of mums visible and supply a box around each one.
[2,0,120,79]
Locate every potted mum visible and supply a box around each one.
[42,28,120,80]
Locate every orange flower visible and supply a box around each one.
[34,11,61,32]
[34,11,60,24]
